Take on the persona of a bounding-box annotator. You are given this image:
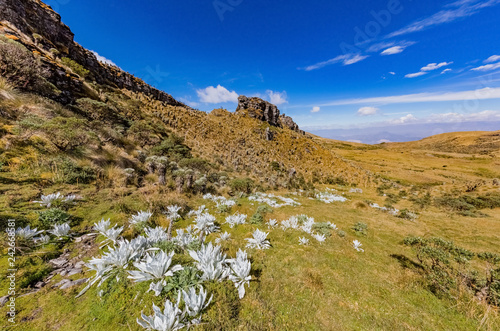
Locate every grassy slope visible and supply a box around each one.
[1,171,499,330]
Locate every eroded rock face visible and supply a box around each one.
[0,0,189,107]
[235,95,303,133]
[235,95,281,127]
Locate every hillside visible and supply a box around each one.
[1,1,500,331]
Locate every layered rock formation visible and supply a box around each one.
[0,0,188,107]
[235,95,303,134]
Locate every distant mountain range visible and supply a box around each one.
[309,121,500,144]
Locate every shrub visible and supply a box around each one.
[229,178,254,194]
[179,157,210,172]
[352,222,368,236]
[312,222,333,237]
[397,209,418,221]
[0,37,47,89]
[410,192,431,209]
[59,159,97,184]
[403,236,476,298]
[61,57,89,78]
[151,134,192,160]
[250,205,273,225]
[38,208,71,229]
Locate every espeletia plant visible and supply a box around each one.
[94,218,123,247]
[226,249,252,299]
[77,236,151,297]
[215,231,231,244]
[48,222,71,238]
[193,213,219,242]
[224,213,247,228]
[129,210,153,228]
[128,251,183,297]
[15,225,44,241]
[188,242,228,281]
[245,229,271,250]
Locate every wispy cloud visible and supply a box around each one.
[267,90,288,105]
[311,106,321,113]
[405,61,453,78]
[485,55,500,63]
[357,107,379,116]
[441,68,452,74]
[421,62,453,71]
[390,114,417,124]
[91,50,117,67]
[197,85,238,103]
[405,72,427,78]
[388,0,500,38]
[381,46,405,55]
[300,54,369,71]
[471,62,500,71]
[318,87,500,106]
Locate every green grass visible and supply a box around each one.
[2,183,499,330]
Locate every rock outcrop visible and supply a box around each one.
[235,95,303,134]
[0,0,189,107]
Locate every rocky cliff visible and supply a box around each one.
[235,95,303,134]
[0,0,188,107]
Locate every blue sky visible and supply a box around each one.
[53,0,500,131]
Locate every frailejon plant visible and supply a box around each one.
[299,237,310,245]
[94,218,123,246]
[145,226,169,244]
[130,210,153,228]
[32,192,79,208]
[353,240,364,252]
[245,229,271,250]
[128,251,183,282]
[227,249,252,299]
[193,213,219,242]
[225,213,247,228]
[48,222,71,238]
[188,242,229,281]
[312,233,326,243]
[77,236,151,297]
[215,231,231,244]
[15,225,44,241]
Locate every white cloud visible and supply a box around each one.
[405,62,452,78]
[389,72,396,75]
[91,50,117,66]
[267,90,288,105]
[197,85,238,104]
[311,106,320,113]
[388,0,500,38]
[485,55,500,63]
[471,62,500,72]
[421,62,453,71]
[424,110,500,123]
[381,46,405,55]
[357,107,379,116]
[301,54,369,71]
[391,114,418,124]
[405,72,427,78]
[441,68,452,74]
[318,87,500,106]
